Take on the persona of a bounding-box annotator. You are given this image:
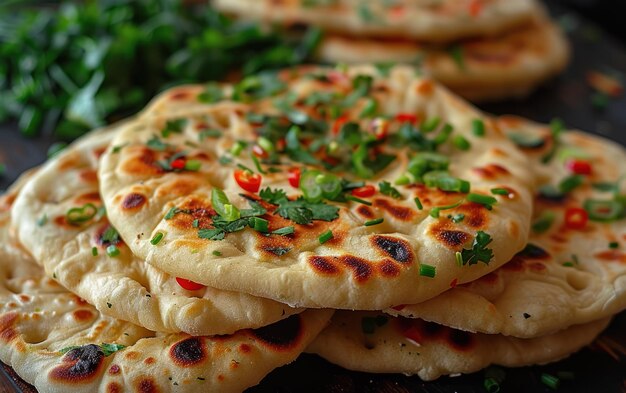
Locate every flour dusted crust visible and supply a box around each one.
[213,0,540,44]
[387,119,626,337]
[11,127,302,336]
[307,311,609,381]
[1,197,332,392]
[317,15,570,102]
[99,65,534,309]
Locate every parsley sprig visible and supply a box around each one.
[260,187,339,225]
[458,231,494,266]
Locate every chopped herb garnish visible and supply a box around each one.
[100,343,126,357]
[541,118,565,164]
[419,264,436,278]
[265,246,291,256]
[449,213,465,223]
[609,241,619,249]
[318,230,333,244]
[466,193,497,210]
[459,231,494,266]
[197,83,223,103]
[541,373,560,390]
[364,218,384,227]
[199,129,223,140]
[452,135,471,150]
[184,160,202,171]
[532,211,556,233]
[161,118,187,137]
[430,200,463,218]
[346,195,372,206]
[101,227,119,244]
[414,197,423,210]
[583,199,624,222]
[212,250,222,256]
[472,119,485,137]
[91,247,98,256]
[146,135,169,151]
[150,232,164,245]
[164,206,184,220]
[424,171,470,193]
[448,44,465,70]
[37,214,48,227]
[272,226,295,236]
[249,217,269,233]
[66,203,98,225]
[508,132,546,149]
[490,188,510,196]
[106,245,120,257]
[379,181,402,199]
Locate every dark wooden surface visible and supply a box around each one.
[2,2,626,392]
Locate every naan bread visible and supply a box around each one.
[98,65,535,310]
[307,311,610,381]
[213,0,540,44]
[387,118,626,338]
[11,126,302,336]
[1,187,333,392]
[317,15,570,102]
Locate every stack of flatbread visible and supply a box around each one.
[2,65,625,392]
[213,0,571,102]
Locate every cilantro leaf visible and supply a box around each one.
[379,181,402,199]
[260,187,288,205]
[460,231,494,266]
[99,343,126,357]
[198,228,226,240]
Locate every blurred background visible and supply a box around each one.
[557,0,626,43]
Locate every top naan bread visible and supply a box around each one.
[11,125,301,336]
[213,0,541,44]
[388,118,626,337]
[99,65,534,310]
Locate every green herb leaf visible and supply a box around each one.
[379,181,402,199]
[460,231,494,266]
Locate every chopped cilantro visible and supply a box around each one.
[379,181,402,199]
[459,231,494,266]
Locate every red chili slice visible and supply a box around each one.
[351,185,376,198]
[468,0,483,17]
[170,158,186,170]
[332,114,349,134]
[288,167,301,188]
[566,159,592,175]
[176,277,205,291]
[234,170,262,193]
[395,113,419,124]
[252,145,268,159]
[564,207,588,230]
[402,325,422,345]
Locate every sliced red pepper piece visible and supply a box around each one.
[565,159,592,175]
[170,158,186,170]
[395,113,419,124]
[288,167,301,188]
[564,207,588,230]
[234,169,262,193]
[351,185,376,198]
[176,277,205,291]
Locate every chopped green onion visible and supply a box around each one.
[449,213,465,223]
[609,241,619,249]
[541,373,560,390]
[483,378,500,393]
[364,218,384,227]
[346,195,373,206]
[414,197,423,210]
[230,141,246,156]
[583,199,624,222]
[192,219,199,228]
[430,200,464,218]
[394,174,411,186]
[199,129,222,140]
[319,230,333,244]
[359,98,378,117]
[455,251,463,266]
[184,160,202,171]
[421,116,441,132]
[562,261,575,267]
[424,171,470,193]
[433,123,453,145]
[91,247,98,256]
[251,155,266,174]
[541,118,565,164]
[532,211,556,233]
[300,170,323,202]
[257,137,274,153]
[272,226,295,236]
[452,135,471,151]
[316,173,342,200]
[106,245,120,257]
[559,175,584,194]
[490,188,510,196]
[249,217,269,233]
[150,232,164,245]
[66,203,98,225]
[212,250,222,256]
[508,132,545,149]
[419,264,436,278]
[212,188,240,222]
[466,193,497,209]
[223,204,241,222]
[37,214,48,227]
[164,206,180,220]
[472,119,485,137]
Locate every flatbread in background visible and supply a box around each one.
[317,15,570,102]
[387,119,626,338]
[1,188,333,392]
[307,311,610,381]
[213,0,540,44]
[99,65,534,310]
[11,126,302,336]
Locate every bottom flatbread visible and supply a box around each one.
[307,311,609,381]
[0,181,333,393]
